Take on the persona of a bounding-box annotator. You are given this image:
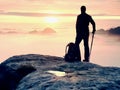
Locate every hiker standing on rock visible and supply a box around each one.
[75,6,96,62]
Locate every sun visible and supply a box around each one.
[44,17,58,23]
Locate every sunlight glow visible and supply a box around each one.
[44,17,58,23]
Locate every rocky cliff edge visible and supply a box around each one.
[0,54,120,90]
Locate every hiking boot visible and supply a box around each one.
[83,59,89,62]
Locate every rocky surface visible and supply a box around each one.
[0,54,120,90]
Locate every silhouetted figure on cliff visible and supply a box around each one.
[75,6,96,62]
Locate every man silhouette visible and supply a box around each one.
[75,6,96,62]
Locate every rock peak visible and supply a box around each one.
[0,54,120,90]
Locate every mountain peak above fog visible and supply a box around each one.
[108,26,120,35]
[29,27,56,35]
[96,26,120,35]
[0,54,120,90]
[41,27,56,34]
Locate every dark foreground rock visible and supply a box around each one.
[0,54,120,90]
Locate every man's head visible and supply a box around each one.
[81,6,86,13]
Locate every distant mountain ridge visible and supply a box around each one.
[0,27,56,35]
[96,26,120,35]
[0,26,120,35]
[108,26,120,35]
[29,27,56,35]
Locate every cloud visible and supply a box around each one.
[95,29,106,34]
[1,28,16,31]
[0,31,19,34]
[92,14,108,16]
[0,0,120,16]
[0,7,119,18]
[0,11,77,17]
[2,11,119,18]
[0,31,4,34]
[0,28,19,34]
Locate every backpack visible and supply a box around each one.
[64,42,80,62]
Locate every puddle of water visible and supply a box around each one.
[47,70,66,77]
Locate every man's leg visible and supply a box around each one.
[75,36,82,61]
[83,35,89,62]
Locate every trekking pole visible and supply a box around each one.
[89,33,95,60]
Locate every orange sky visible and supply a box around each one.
[0,0,119,32]
[0,0,120,23]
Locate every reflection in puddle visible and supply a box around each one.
[47,70,66,77]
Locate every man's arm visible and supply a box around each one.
[90,16,96,34]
